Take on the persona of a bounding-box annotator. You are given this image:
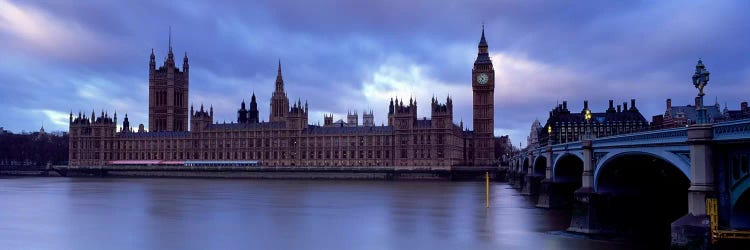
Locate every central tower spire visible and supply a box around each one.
[275,60,284,92]
[148,26,188,132]
[166,27,175,67]
[168,26,173,53]
[270,60,290,122]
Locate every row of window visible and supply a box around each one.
[551,125,646,144]
[75,146,456,162]
[92,132,457,151]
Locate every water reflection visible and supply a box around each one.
[0,178,640,249]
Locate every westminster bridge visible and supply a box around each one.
[508,118,750,247]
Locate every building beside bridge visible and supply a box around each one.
[68,28,497,168]
[535,99,649,146]
[651,98,750,129]
[723,101,750,120]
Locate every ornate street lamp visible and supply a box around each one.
[584,109,592,139]
[692,59,710,124]
[547,125,553,145]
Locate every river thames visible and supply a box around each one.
[0,177,657,249]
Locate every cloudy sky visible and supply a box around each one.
[1,0,749,145]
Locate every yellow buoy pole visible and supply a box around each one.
[485,171,490,208]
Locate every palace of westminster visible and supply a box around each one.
[68,29,498,167]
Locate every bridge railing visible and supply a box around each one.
[550,141,582,152]
[520,119,750,155]
[592,127,688,147]
[525,127,689,154]
[713,118,750,142]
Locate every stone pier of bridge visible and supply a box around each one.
[670,124,715,248]
[521,152,543,196]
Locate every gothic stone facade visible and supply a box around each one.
[69,30,495,168]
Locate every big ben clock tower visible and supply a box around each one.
[472,26,495,166]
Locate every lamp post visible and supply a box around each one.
[692,59,710,124]
[547,125,553,145]
[584,109,592,139]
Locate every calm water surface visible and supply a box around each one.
[0,177,642,249]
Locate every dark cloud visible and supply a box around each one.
[0,0,748,146]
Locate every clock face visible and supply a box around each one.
[477,73,489,84]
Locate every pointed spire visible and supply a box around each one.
[183,51,189,70]
[168,26,172,53]
[149,48,156,71]
[479,23,487,47]
[275,60,284,92]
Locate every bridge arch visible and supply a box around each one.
[594,151,690,243]
[733,187,750,229]
[594,149,690,190]
[553,153,584,184]
[550,153,584,208]
[730,154,750,229]
[553,152,583,170]
[522,157,530,173]
[729,154,750,206]
[533,156,546,176]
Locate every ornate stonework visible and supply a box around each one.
[69,30,497,167]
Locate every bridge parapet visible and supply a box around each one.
[541,128,689,154]
[533,119,750,154]
[593,127,687,148]
[713,118,750,142]
[550,141,581,152]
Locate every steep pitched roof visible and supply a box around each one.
[669,105,724,122]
